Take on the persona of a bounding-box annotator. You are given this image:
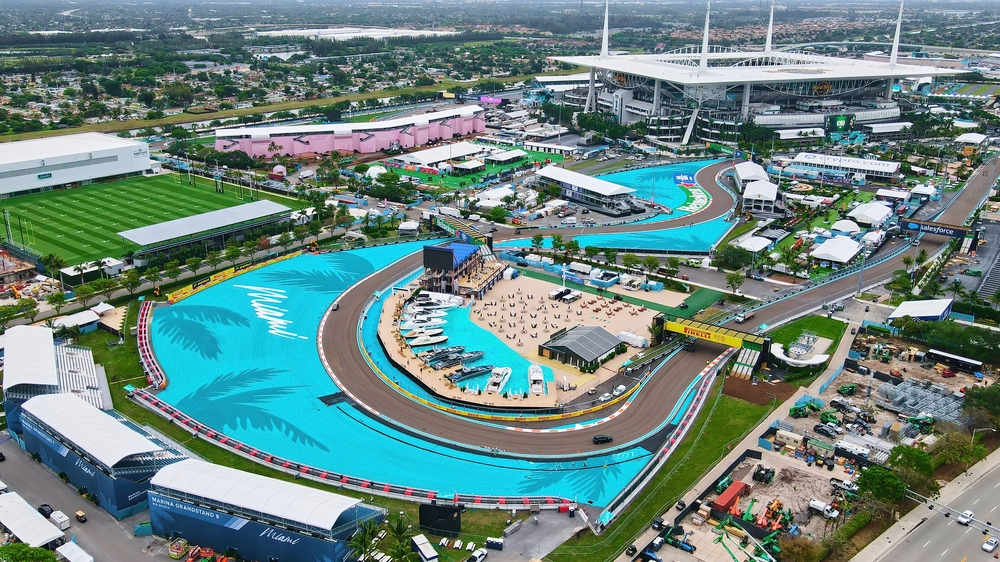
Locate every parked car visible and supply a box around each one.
[612,384,627,397]
[599,392,613,403]
[37,504,53,519]
[466,548,489,562]
[957,510,974,525]
[814,424,838,439]
[593,434,613,444]
[984,536,998,553]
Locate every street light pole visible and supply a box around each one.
[969,427,996,473]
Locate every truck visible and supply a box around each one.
[298,169,314,180]
[734,312,754,324]
[808,499,840,519]
[437,206,461,218]
[49,510,70,530]
[830,478,859,494]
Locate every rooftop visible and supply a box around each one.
[0,132,146,166]
[2,325,57,392]
[151,459,363,531]
[535,166,635,197]
[118,200,290,247]
[22,393,163,468]
[743,180,778,201]
[793,152,901,174]
[0,492,63,548]
[216,106,483,139]
[542,325,620,363]
[811,235,861,263]
[392,141,483,167]
[889,298,953,321]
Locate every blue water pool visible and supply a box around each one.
[598,159,726,219]
[498,215,734,253]
[151,242,652,506]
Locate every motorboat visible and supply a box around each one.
[432,351,486,369]
[448,364,493,383]
[400,318,447,330]
[402,327,444,339]
[418,346,465,363]
[409,335,449,347]
[529,365,544,394]
[485,367,512,394]
[403,309,447,318]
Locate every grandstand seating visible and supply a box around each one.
[730,347,761,380]
[54,345,104,409]
[137,301,167,389]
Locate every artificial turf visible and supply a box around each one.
[0,174,298,265]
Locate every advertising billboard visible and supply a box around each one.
[898,218,970,239]
[825,114,856,133]
[665,321,745,348]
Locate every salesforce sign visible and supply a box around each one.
[899,219,970,239]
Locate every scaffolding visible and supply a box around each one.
[875,377,967,427]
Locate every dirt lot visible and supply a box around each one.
[723,376,797,405]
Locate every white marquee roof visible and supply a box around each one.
[0,492,64,548]
[118,200,289,247]
[393,141,483,166]
[2,325,57,392]
[911,184,937,196]
[889,298,953,320]
[216,106,483,138]
[535,166,635,197]
[151,459,362,531]
[22,393,162,467]
[876,188,910,200]
[743,180,778,201]
[811,236,861,263]
[955,132,987,145]
[552,50,961,88]
[738,236,772,253]
[830,219,861,234]
[793,152,900,174]
[734,161,768,183]
[848,201,893,225]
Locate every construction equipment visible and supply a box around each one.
[838,384,857,396]
[712,515,775,562]
[742,498,758,522]
[715,474,734,494]
[907,415,935,433]
[820,410,840,425]
[757,530,781,558]
[661,526,697,553]
[788,400,822,418]
[765,499,783,519]
[753,464,775,485]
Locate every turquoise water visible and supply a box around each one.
[152,242,652,505]
[599,158,726,211]
[498,215,734,253]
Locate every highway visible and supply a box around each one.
[877,463,1000,561]
[320,156,1000,458]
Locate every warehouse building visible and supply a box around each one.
[2,325,107,441]
[888,298,953,323]
[20,393,187,519]
[149,459,386,562]
[534,166,638,216]
[538,325,621,368]
[0,132,150,196]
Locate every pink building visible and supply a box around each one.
[215,105,486,157]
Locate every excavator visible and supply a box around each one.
[907,415,935,433]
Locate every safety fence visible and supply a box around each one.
[136,300,167,389]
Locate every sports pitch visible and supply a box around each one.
[0,174,301,266]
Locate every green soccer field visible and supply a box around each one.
[0,174,300,266]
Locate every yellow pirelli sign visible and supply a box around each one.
[665,321,745,348]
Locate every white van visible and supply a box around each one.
[561,217,577,225]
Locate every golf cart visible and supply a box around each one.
[75,511,87,523]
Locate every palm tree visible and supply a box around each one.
[992,289,1000,311]
[963,289,980,306]
[901,255,914,274]
[948,279,966,300]
[916,248,929,268]
[73,263,86,285]
[348,520,380,562]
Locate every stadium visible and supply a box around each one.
[0,132,150,196]
[555,1,964,145]
[214,105,487,157]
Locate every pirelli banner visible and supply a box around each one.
[898,219,970,239]
[666,320,746,348]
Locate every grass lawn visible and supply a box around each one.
[348,110,404,123]
[0,174,304,265]
[84,295,513,552]
[718,219,759,247]
[768,314,848,358]
[386,149,565,192]
[547,380,774,562]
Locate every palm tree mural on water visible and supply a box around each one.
[515,457,635,503]
[259,253,376,294]
[155,305,251,360]
[174,367,330,452]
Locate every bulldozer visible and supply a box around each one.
[820,410,841,425]
[838,384,857,396]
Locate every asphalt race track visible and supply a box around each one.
[320,158,1000,458]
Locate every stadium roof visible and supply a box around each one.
[393,142,483,167]
[0,492,64,548]
[22,393,162,468]
[118,200,290,247]
[215,106,483,138]
[535,166,635,197]
[793,153,900,174]
[0,132,145,167]
[151,459,362,531]
[811,236,861,263]
[542,325,620,363]
[552,50,961,88]
[2,325,57,392]
[889,298,953,321]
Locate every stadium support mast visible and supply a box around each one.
[889,0,904,67]
[600,0,610,57]
[699,1,711,71]
[764,0,775,53]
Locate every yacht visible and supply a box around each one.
[529,365,544,394]
[485,367,512,394]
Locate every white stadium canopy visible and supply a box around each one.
[151,459,362,531]
[811,236,861,264]
[2,325,57,392]
[22,393,162,468]
[118,200,289,247]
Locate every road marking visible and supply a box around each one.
[991,506,997,513]
[923,540,931,548]
[975,498,981,505]
[941,549,948,556]
[966,526,972,533]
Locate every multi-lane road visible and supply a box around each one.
[877,463,1000,561]
[320,156,1000,458]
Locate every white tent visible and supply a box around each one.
[56,541,94,562]
[861,230,885,246]
[848,201,893,228]
[743,180,778,201]
[911,184,937,196]
[738,236,772,253]
[830,219,861,234]
[811,236,861,264]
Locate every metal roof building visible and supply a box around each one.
[0,492,64,548]
[538,325,621,368]
[888,298,953,323]
[535,166,636,216]
[117,200,290,257]
[388,141,483,167]
[20,393,187,520]
[2,325,58,394]
[216,106,482,140]
[149,459,385,562]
